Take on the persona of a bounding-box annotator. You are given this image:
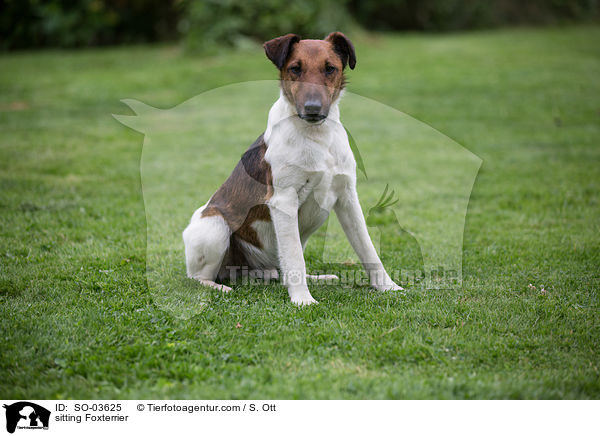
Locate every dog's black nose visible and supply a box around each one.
[303,99,322,115]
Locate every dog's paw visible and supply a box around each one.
[307,274,339,281]
[375,282,404,292]
[218,283,233,293]
[291,295,319,306]
[194,278,232,293]
[289,289,318,306]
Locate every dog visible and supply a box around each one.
[183,32,402,305]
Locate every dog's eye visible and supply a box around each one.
[325,65,337,75]
[288,65,302,75]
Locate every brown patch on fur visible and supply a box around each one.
[234,204,271,247]
[201,134,273,250]
[263,33,300,70]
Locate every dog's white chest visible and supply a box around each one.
[267,132,353,205]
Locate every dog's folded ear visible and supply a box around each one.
[325,32,356,70]
[263,34,301,70]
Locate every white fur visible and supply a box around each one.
[183,202,232,291]
[183,90,402,305]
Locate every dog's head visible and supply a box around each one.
[264,32,356,124]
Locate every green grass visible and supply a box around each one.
[1,25,599,399]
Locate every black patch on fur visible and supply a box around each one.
[264,34,301,70]
[326,32,356,70]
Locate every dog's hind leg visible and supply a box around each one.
[183,213,232,292]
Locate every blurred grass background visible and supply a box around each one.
[0,2,599,399]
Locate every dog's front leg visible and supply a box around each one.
[334,186,403,292]
[269,187,317,306]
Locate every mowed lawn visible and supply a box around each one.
[1,26,599,399]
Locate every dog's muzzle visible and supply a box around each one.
[299,99,327,123]
[299,113,327,123]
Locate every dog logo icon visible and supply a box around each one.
[3,402,50,433]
